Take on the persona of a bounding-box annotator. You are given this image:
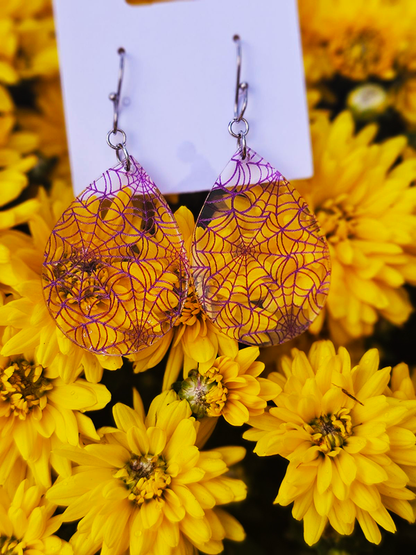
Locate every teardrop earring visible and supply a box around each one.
[191,36,331,347]
[42,48,189,356]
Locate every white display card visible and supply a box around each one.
[53,0,312,195]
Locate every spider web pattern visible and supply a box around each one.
[42,157,189,356]
[191,148,331,346]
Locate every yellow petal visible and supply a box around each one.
[113,403,143,433]
[140,499,163,530]
[23,507,44,542]
[317,456,332,494]
[158,516,179,547]
[213,446,246,467]
[354,454,388,485]
[85,444,129,468]
[314,487,333,517]
[48,383,98,410]
[303,504,327,546]
[170,484,204,518]
[371,506,396,534]
[355,368,391,401]
[334,450,356,485]
[164,419,196,462]
[350,482,381,512]
[127,427,149,456]
[147,427,166,456]
[356,508,382,544]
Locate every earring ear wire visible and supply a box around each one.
[233,35,248,122]
[229,35,249,159]
[106,47,131,172]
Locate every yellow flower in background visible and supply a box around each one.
[0,0,56,84]
[395,77,416,128]
[387,362,416,511]
[294,111,416,344]
[327,12,397,82]
[393,0,416,73]
[0,18,19,84]
[130,206,239,378]
[244,340,416,546]
[0,185,123,383]
[298,0,414,83]
[398,37,416,75]
[16,14,58,80]
[48,390,247,555]
[19,77,70,178]
[0,84,40,230]
[0,479,72,554]
[0,1,64,206]
[173,346,280,426]
[0,353,110,488]
[302,44,335,85]
[0,82,14,137]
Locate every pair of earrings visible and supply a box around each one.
[42,38,331,356]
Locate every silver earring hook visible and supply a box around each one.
[233,35,248,122]
[107,47,131,172]
[109,47,126,133]
[229,35,249,160]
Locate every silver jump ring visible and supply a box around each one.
[115,143,131,171]
[228,117,249,139]
[237,133,247,160]
[107,128,127,150]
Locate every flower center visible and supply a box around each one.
[316,197,355,243]
[308,409,353,454]
[47,251,109,312]
[0,360,52,419]
[175,283,205,328]
[174,368,228,418]
[332,30,384,77]
[0,537,22,555]
[349,83,388,113]
[117,454,171,505]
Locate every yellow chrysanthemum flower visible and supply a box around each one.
[293,111,416,344]
[299,0,414,83]
[47,390,247,555]
[130,207,238,376]
[172,346,280,426]
[0,0,56,84]
[0,18,19,85]
[394,77,416,128]
[244,340,416,546]
[19,77,70,178]
[0,479,72,554]
[17,16,58,80]
[0,185,123,383]
[0,353,110,488]
[0,84,40,230]
[387,362,416,515]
